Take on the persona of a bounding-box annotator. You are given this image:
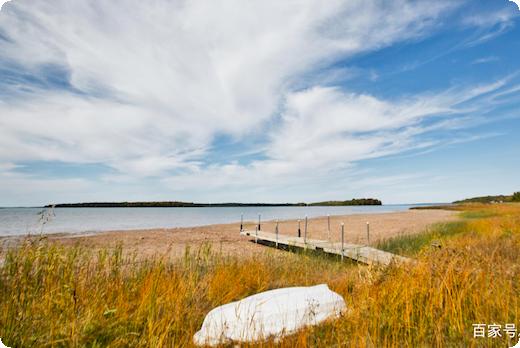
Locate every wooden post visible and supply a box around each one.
[255,225,258,243]
[366,221,370,245]
[240,213,243,232]
[258,213,261,231]
[275,220,279,247]
[341,223,345,261]
[297,219,301,238]
[304,216,308,244]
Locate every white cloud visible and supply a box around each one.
[160,78,514,199]
[462,7,518,28]
[2,0,517,204]
[0,1,10,11]
[0,0,453,176]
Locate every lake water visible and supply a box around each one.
[0,205,430,236]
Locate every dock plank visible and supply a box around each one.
[240,230,410,266]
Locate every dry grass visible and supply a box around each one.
[1,203,520,347]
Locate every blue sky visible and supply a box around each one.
[0,0,519,206]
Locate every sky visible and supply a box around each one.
[0,0,519,206]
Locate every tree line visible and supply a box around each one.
[45,198,382,208]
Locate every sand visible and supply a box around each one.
[13,209,456,259]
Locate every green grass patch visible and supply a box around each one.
[459,210,498,219]
[376,221,468,256]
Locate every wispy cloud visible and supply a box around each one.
[0,0,453,175]
[461,7,519,46]
[471,56,500,64]
[0,0,518,205]
[161,76,520,199]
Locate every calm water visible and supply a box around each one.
[0,205,428,236]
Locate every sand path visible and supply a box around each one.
[25,209,458,259]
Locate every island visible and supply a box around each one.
[45,198,382,208]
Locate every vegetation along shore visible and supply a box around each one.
[1,203,519,346]
[44,198,382,208]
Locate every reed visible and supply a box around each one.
[1,203,519,347]
[376,221,467,256]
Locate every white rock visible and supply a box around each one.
[193,284,346,346]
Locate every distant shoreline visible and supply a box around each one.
[44,198,383,208]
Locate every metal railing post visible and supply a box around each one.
[275,219,279,247]
[366,221,370,246]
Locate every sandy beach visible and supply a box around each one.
[7,209,457,259]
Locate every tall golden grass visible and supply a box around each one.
[1,203,519,347]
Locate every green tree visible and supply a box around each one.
[513,192,520,202]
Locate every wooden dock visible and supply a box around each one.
[240,230,410,266]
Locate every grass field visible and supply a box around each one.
[1,204,520,347]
